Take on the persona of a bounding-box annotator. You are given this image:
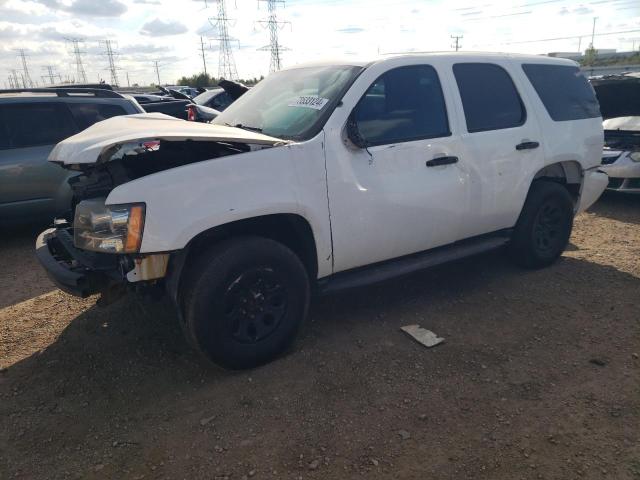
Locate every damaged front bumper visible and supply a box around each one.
[36,226,170,298]
[36,227,119,297]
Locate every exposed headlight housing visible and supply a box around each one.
[74,199,145,253]
[629,151,640,162]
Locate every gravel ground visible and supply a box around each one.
[1,192,639,480]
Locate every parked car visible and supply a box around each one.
[186,103,221,122]
[591,74,640,192]
[0,88,143,225]
[36,53,606,369]
[187,80,250,123]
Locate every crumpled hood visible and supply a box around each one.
[603,116,640,132]
[48,112,285,165]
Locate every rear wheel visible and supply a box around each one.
[182,236,310,369]
[509,181,575,268]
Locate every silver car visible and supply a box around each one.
[0,88,142,225]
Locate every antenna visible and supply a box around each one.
[17,49,35,87]
[66,38,88,84]
[100,39,121,87]
[208,0,239,80]
[257,0,290,73]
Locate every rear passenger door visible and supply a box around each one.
[451,61,545,238]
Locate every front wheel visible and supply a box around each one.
[182,236,310,369]
[509,181,575,268]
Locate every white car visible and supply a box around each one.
[600,116,640,193]
[36,53,607,369]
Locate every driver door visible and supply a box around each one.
[324,63,469,273]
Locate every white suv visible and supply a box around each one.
[36,53,607,369]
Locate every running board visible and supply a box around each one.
[317,233,510,295]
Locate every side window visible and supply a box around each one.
[68,103,128,131]
[3,103,77,148]
[210,91,233,111]
[453,63,526,133]
[522,64,600,121]
[352,65,450,146]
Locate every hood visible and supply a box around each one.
[218,79,249,100]
[49,112,284,165]
[591,75,640,120]
[602,116,640,132]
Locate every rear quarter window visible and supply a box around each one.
[522,64,601,121]
[68,103,128,131]
[0,103,78,149]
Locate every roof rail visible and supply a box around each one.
[0,88,124,99]
[49,83,114,91]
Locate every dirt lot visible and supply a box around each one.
[1,192,639,480]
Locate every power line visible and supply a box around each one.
[101,39,121,86]
[153,60,161,85]
[208,0,239,80]
[451,35,463,51]
[257,0,291,73]
[17,49,34,87]
[41,65,62,85]
[199,36,208,76]
[9,69,21,88]
[66,38,88,84]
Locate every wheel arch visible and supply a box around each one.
[532,160,583,205]
[166,213,319,306]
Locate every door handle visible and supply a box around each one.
[426,156,458,167]
[516,141,540,150]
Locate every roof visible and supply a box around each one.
[281,52,578,71]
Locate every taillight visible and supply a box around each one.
[187,105,195,121]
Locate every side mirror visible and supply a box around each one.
[346,114,368,149]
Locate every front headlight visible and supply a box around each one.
[74,198,145,253]
[629,151,640,162]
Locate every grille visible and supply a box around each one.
[608,178,624,189]
[601,154,620,165]
[626,178,640,189]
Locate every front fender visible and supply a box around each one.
[105,134,333,277]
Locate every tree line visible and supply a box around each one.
[175,73,264,87]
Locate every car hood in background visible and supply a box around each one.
[602,116,640,132]
[48,113,285,165]
[591,75,640,120]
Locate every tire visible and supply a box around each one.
[181,236,310,369]
[509,181,575,269]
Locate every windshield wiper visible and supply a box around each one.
[224,122,263,133]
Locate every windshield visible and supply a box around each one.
[211,65,364,141]
[193,88,222,105]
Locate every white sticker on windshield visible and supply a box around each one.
[288,96,330,110]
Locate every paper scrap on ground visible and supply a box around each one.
[287,96,329,110]
[401,325,444,348]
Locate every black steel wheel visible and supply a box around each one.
[182,236,310,369]
[509,181,574,268]
[224,267,288,344]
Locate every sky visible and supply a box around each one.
[0,0,639,87]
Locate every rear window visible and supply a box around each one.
[68,103,127,130]
[522,64,601,121]
[453,63,526,133]
[0,103,78,149]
